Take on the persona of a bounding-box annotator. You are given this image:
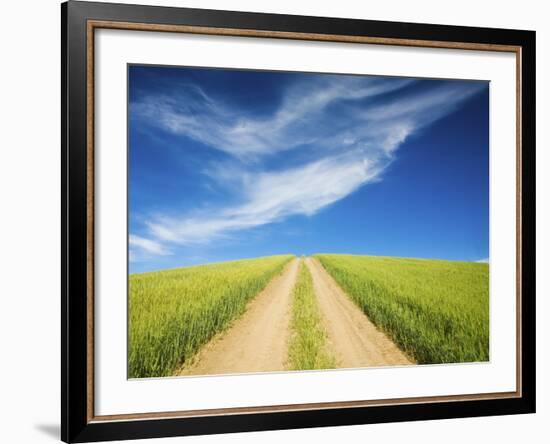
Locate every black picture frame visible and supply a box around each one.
[61,1,536,442]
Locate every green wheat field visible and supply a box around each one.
[129,254,489,379]
[316,254,489,364]
[129,255,293,378]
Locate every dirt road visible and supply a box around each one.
[178,258,300,376]
[305,258,413,368]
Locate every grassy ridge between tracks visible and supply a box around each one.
[288,260,335,371]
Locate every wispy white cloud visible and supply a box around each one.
[132,76,413,160]
[146,151,383,245]
[476,258,490,263]
[130,75,486,251]
[129,234,172,259]
[318,81,486,157]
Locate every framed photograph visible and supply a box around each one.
[61,1,535,442]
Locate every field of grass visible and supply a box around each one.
[288,260,335,371]
[129,255,293,378]
[315,254,489,364]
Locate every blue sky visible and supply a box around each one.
[128,65,489,273]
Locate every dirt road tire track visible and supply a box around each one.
[178,258,300,376]
[305,257,414,368]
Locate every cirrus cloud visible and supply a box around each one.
[129,72,486,259]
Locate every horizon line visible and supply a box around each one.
[130,252,489,275]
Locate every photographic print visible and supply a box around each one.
[127,65,489,379]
